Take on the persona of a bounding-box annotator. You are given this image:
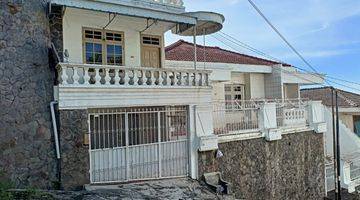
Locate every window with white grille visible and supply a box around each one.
[225,84,245,101]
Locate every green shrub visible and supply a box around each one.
[0,169,14,200]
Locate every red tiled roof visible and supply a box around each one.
[301,87,360,108]
[165,40,290,66]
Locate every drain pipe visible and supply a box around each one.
[50,101,60,159]
[50,101,62,188]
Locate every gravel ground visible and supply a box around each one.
[11,178,235,200]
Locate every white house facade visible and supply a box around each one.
[1,0,331,198]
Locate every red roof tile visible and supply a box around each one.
[165,40,290,66]
[301,87,360,108]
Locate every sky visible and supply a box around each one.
[165,0,360,94]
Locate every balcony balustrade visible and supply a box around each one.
[151,0,184,7]
[212,99,310,136]
[57,63,210,88]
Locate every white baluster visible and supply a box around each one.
[124,69,130,86]
[193,73,198,86]
[114,69,120,85]
[105,68,111,85]
[204,73,209,86]
[158,70,164,86]
[73,66,80,85]
[95,68,101,85]
[167,71,172,86]
[150,70,155,86]
[60,65,68,85]
[83,67,90,85]
[138,69,144,85]
[183,72,189,86]
[133,70,139,86]
[178,72,182,86]
[200,73,205,86]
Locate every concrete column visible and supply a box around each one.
[188,105,198,179]
[259,102,282,141]
[340,160,354,192]
[307,101,327,133]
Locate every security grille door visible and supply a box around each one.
[89,107,189,183]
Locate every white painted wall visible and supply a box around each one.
[340,113,355,132]
[249,73,265,99]
[62,8,173,67]
[264,65,283,99]
[283,84,299,99]
[324,107,360,157]
[212,82,225,101]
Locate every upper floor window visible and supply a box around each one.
[225,84,245,101]
[83,28,124,65]
[225,84,245,110]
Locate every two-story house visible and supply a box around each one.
[1,0,330,199]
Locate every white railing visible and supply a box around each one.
[212,100,260,135]
[325,162,335,192]
[350,158,360,181]
[152,0,184,7]
[212,99,311,136]
[275,99,308,128]
[57,63,210,87]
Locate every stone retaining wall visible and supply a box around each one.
[198,131,326,200]
[0,0,58,189]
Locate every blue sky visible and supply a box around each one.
[165,0,360,94]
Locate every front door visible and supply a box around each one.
[141,35,161,68]
[142,46,160,68]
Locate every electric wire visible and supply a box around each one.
[210,33,360,94]
[217,31,360,87]
[245,0,328,83]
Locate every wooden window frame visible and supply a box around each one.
[141,34,162,47]
[82,27,125,65]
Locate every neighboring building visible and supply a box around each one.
[301,87,360,193]
[301,87,360,136]
[165,40,324,102]
[1,0,328,199]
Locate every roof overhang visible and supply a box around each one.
[172,11,225,36]
[50,0,196,24]
[338,107,360,113]
[282,71,325,85]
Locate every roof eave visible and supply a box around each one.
[50,0,196,24]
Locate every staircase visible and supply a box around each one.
[324,107,360,193]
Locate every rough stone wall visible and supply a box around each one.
[198,131,326,200]
[0,0,58,189]
[49,6,63,62]
[59,109,90,190]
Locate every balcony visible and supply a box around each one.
[211,99,313,140]
[55,63,212,109]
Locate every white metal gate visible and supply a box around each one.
[88,106,189,183]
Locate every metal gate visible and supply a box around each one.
[88,106,189,183]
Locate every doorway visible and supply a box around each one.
[141,35,161,68]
